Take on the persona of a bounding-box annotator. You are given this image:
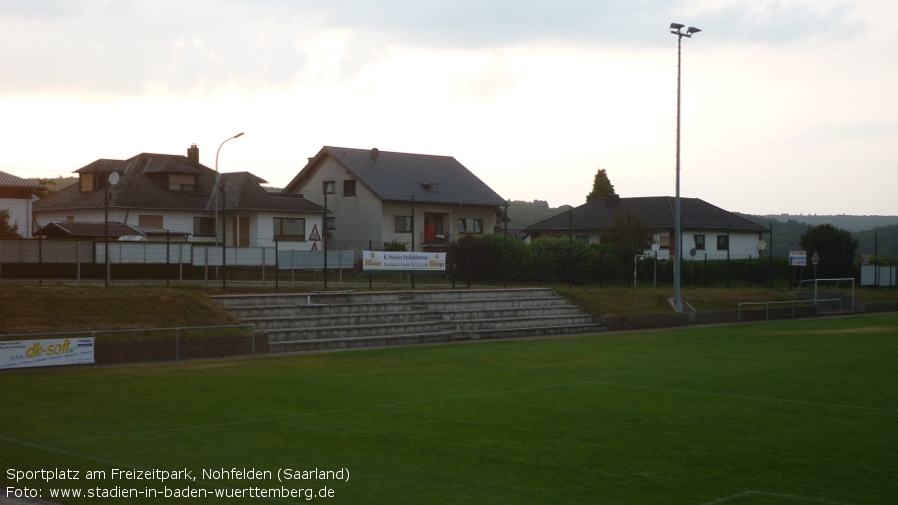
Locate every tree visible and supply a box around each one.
[585,168,615,202]
[799,224,858,277]
[0,210,21,238]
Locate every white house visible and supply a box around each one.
[0,170,43,238]
[283,147,508,254]
[33,145,325,249]
[524,195,770,259]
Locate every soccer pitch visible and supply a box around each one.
[2,314,896,504]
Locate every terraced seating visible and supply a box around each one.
[212,288,605,352]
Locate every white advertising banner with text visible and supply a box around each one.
[362,251,446,273]
[0,337,95,369]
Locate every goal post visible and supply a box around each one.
[795,277,855,312]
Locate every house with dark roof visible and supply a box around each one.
[33,145,325,247]
[524,195,769,259]
[0,170,44,238]
[283,147,507,253]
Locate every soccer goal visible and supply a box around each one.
[795,277,855,313]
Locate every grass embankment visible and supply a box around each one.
[0,285,237,337]
[554,285,897,317]
[1,283,895,336]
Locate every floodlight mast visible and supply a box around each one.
[670,23,700,313]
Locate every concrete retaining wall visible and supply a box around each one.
[94,334,267,365]
[694,306,818,325]
[600,313,690,331]
[860,301,898,313]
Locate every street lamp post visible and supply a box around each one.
[670,23,700,313]
[214,132,244,247]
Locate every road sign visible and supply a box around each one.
[861,255,869,266]
[811,251,820,265]
[789,250,807,266]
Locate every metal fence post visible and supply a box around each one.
[175,327,180,361]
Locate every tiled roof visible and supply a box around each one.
[524,196,768,233]
[34,152,324,214]
[0,170,43,189]
[286,147,506,206]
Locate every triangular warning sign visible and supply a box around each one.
[309,224,321,241]
[310,241,318,251]
[811,251,821,262]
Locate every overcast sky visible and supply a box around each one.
[1,0,896,215]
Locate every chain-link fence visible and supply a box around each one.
[0,237,893,290]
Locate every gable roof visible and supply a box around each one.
[524,196,768,233]
[0,170,43,189]
[37,221,145,238]
[34,151,324,214]
[285,146,506,207]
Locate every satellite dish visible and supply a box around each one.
[108,172,120,185]
[757,240,767,251]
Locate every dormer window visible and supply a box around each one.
[419,182,436,192]
[168,174,196,192]
[79,172,95,192]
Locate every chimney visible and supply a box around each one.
[606,194,621,207]
[369,147,379,162]
[187,144,199,167]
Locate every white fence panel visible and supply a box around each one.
[96,243,192,264]
[278,250,353,269]
[0,240,93,263]
[192,246,275,267]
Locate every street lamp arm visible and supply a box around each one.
[215,132,245,173]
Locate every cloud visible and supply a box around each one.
[0,0,875,98]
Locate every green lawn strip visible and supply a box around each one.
[1,315,896,504]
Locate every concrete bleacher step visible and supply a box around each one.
[213,288,605,352]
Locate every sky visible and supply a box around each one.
[1,0,896,216]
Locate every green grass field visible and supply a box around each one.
[2,314,897,504]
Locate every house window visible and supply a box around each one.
[66,216,75,222]
[395,216,412,233]
[343,180,356,197]
[694,234,706,250]
[458,218,483,235]
[576,235,589,244]
[659,235,670,250]
[168,174,196,192]
[138,215,164,229]
[326,216,336,230]
[323,181,335,194]
[419,182,436,192]
[193,217,215,237]
[717,235,729,250]
[273,217,305,241]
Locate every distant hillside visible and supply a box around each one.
[29,176,77,197]
[507,200,571,229]
[754,214,898,233]
[738,213,898,260]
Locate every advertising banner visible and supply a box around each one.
[0,337,95,369]
[362,251,446,273]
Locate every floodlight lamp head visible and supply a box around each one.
[687,26,701,35]
[670,23,685,30]
[233,132,245,139]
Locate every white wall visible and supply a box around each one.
[286,157,384,250]
[33,208,322,247]
[651,230,765,260]
[381,200,498,251]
